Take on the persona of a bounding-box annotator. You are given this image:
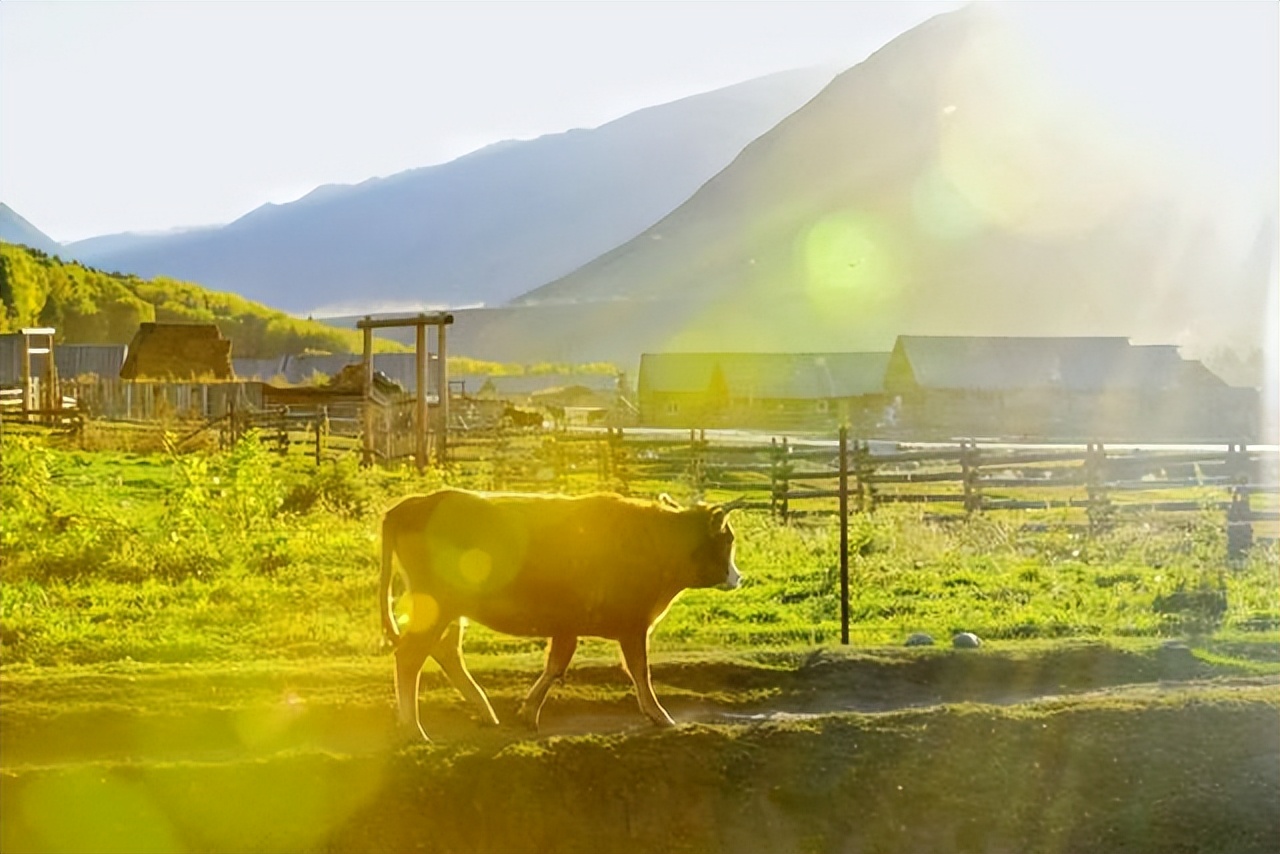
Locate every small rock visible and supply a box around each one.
[952,632,982,649]
[905,633,935,647]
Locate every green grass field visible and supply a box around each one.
[2,435,1278,853]
[3,436,1276,666]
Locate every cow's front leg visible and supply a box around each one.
[394,617,449,742]
[618,631,675,727]
[517,634,579,729]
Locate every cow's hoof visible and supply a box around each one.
[515,705,540,731]
[648,715,676,729]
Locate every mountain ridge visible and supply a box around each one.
[60,67,835,314]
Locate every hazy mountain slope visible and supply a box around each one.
[63,68,833,315]
[504,6,1273,365]
[0,204,62,255]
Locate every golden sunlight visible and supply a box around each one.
[935,26,1133,239]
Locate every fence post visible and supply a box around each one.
[1086,442,1111,535]
[1227,485,1253,562]
[689,429,706,503]
[314,408,324,466]
[612,428,629,495]
[962,440,981,514]
[839,425,850,646]
[1226,443,1253,562]
[781,437,791,524]
[857,439,878,513]
[770,438,779,519]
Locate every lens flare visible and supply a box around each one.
[800,212,904,308]
[458,547,493,587]
[408,593,440,633]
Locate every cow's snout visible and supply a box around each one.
[716,562,742,591]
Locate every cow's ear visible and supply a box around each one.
[709,505,727,530]
[659,493,682,510]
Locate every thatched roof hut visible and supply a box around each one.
[119,323,232,380]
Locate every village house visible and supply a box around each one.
[637,352,891,431]
[883,336,1257,441]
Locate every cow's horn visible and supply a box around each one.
[658,493,682,509]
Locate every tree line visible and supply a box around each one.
[0,242,401,359]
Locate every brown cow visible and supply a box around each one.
[379,489,742,741]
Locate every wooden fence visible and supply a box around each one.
[593,429,1277,526]
[591,427,1279,645]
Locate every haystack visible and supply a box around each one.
[119,323,232,380]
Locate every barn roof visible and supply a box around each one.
[888,337,1226,392]
[639,352,890,400]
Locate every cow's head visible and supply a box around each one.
[691,502,742,591]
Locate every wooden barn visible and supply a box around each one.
[884,336,1257,441]
[119,323,232,381]
[637,352,890,431]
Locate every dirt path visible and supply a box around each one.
[2,641,1273,768]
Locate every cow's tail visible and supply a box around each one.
[379,514,401,651]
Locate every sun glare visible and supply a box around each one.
[800,212,903,302]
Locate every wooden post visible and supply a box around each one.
[416,322,427,474]
[1086,442,1110,535]
[853,439,867,514]
[314,408,324,466]
[437,320,449,466]
[20,332,32,420]
[962,440,981,514]
[781,437,791,524]
[41,332,58,424]
[839,425,850,646]
[770,437,779,519]
[1226,443,1253,561]
[361,320,374,467]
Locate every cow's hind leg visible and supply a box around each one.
[431,620,499,726]
[619,630,675,727]
[517,634,579,730]
[394,617,449,742]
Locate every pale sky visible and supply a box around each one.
[1,1,1276,244]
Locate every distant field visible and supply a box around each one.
[2,436,1278,853]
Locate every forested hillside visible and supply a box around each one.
[0,242,395,359]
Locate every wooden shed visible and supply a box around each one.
[119,323,232,381]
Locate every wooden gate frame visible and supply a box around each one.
[356,312,453,470]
